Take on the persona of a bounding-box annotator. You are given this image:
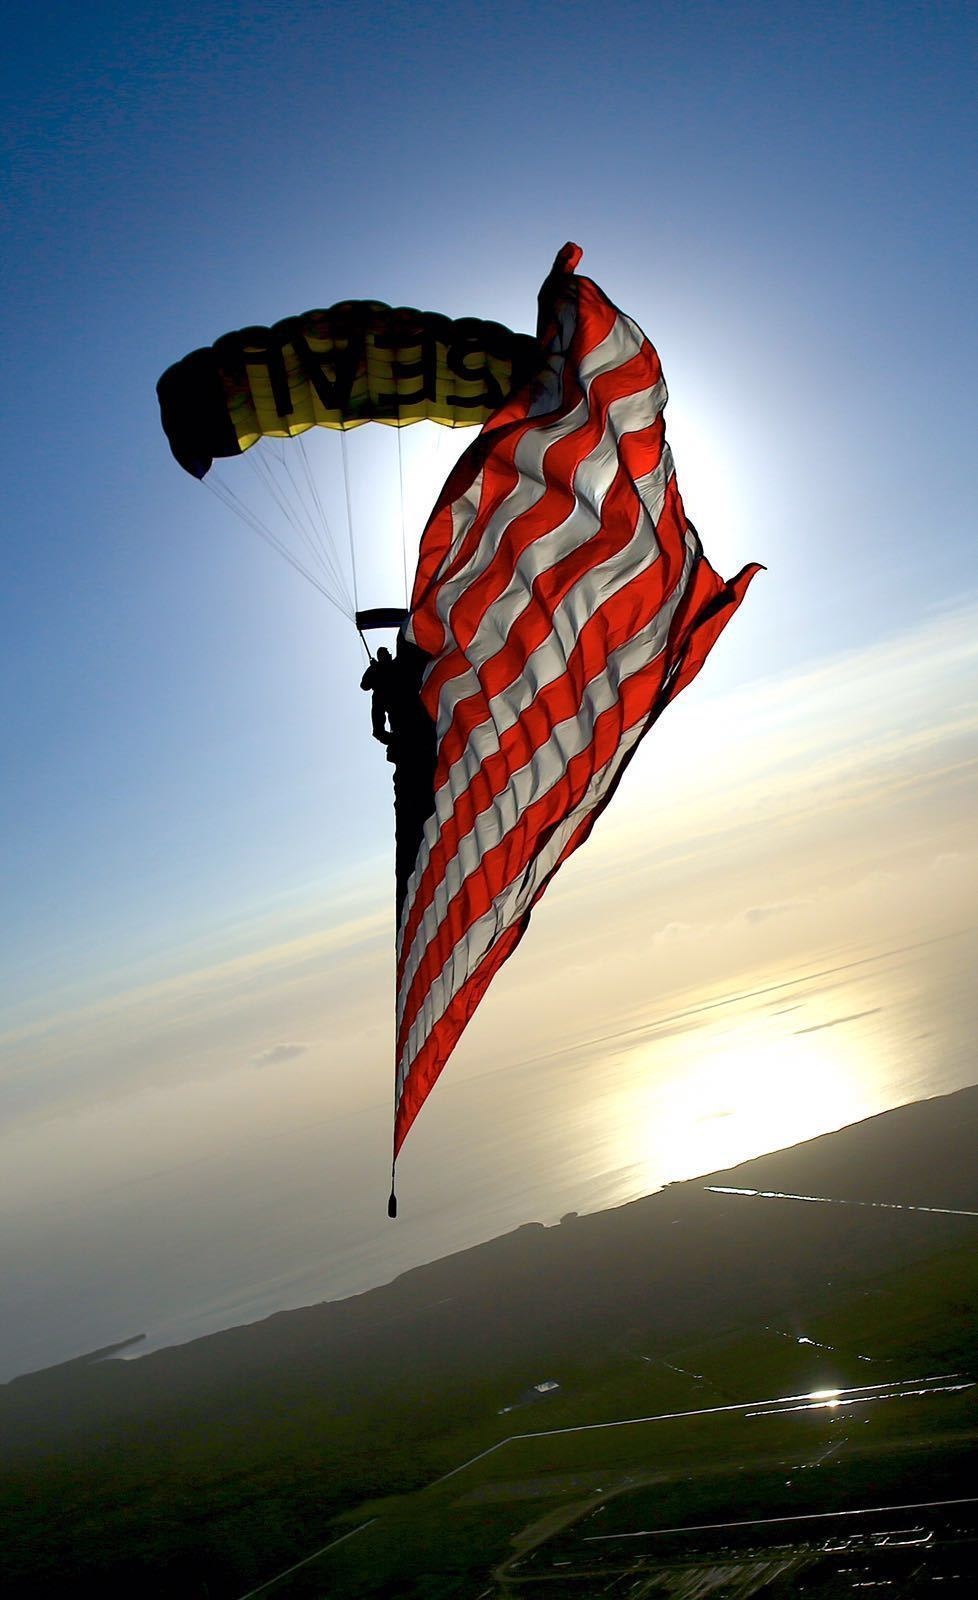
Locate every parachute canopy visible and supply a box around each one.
[158,302,544,479]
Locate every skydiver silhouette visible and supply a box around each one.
[361,634,438,920]
[360,646,398,757]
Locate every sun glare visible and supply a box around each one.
[615,1006,885,1194]
[667,399,749,570]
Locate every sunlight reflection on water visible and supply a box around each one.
[535,928,978,1218]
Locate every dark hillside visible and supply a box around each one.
[4,1085,977,1595]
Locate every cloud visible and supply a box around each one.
[606,596,978,850]
[742,901,804,925]
[0,907,389,1055]
[250,1042,310,1068]
[0,904,391,1128]
[794,1008,882,1036]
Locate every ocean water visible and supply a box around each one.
[2,926,976,1381]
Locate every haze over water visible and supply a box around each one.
[3,928,975,1380]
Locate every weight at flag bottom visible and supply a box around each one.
[395,244,761,1161]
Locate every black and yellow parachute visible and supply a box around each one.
[158,302,543,480]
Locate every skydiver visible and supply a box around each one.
[361,635,438,920]
[360,646,398,758]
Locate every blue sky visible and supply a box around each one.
[4,0,975,999]
[1,1,977,1369]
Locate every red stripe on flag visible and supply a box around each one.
[396,641,682,1063]
[394,515,689,996]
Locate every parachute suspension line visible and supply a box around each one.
[253,449,325,587]
[295,434,348,599]
[206,471,324,596]
[249,448,354,616]
[339,429,360,613]
[269,440,329,563]
[248,450,326,581]
[396,425,410,610]
[203,475,352,619]
[271,438,353,612]
[205,472,336,607]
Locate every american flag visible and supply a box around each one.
[395,244,759,1162]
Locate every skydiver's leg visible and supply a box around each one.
[370,696,389,744]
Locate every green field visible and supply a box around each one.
[237,1242,978,1597]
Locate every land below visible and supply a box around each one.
[4,1085,978,1597]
